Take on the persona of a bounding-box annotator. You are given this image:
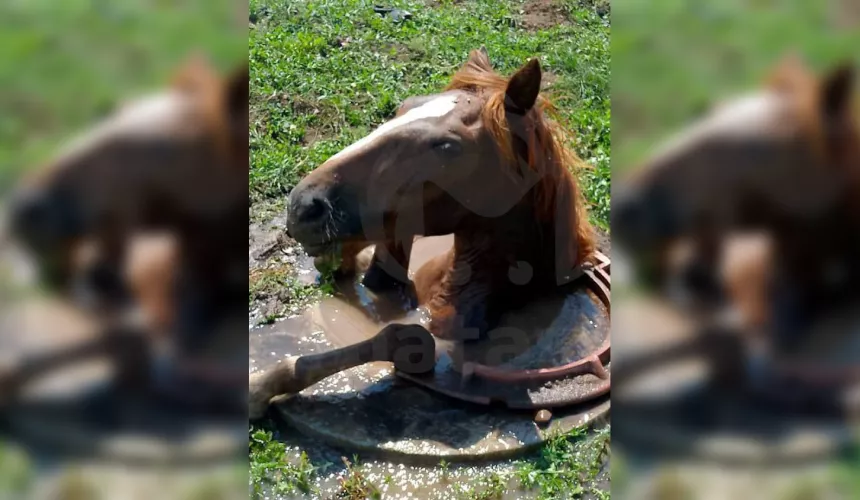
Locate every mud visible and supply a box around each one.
[251,309,608,462]
[521,0,571,31]
[250,232,610,458]
[613,287,860,498]
[0,210,246,498]
[248,203,612,496]
[277,424,608,500]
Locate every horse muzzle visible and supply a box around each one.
[287,182,365,257]
[9,187,81,252]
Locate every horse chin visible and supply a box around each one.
[302,240,342,258]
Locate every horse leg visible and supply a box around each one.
[415,250,496,341]
[76,226,131,316]
[362,237,417,309]
[125,233,178,340]
[718,234,774,385]
[425,285,495,341]
[338,240,368,276]
[413,252,450,306]
[0,327,151,404]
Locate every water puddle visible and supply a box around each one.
[252,235,609,372]
[789,303,860,366]
[276,430,560,500]
[251,235,611,498]
[0,226,246,497]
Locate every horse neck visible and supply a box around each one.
[450,178,564,283]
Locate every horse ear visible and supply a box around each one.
[505,58,542,113]
[222,62,249,158]
[820,63,854,122]
[465,47,493,72]
[766,52,813,93]
[172,52,219,92]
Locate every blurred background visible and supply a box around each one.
[612,0,860,498]
[0,1,247,499]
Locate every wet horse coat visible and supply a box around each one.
[9,56,249,347]
[613,55,860,348]
[5,57,250,403]
[288,49,596,340]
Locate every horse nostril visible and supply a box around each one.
[8,188,82,247]
[613,199,638,232]
[10,192,47,233]
[298,196,329,224]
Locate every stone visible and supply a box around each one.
[534,409,552,424]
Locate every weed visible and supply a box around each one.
[249,426,319,497]
[249,0,610,228]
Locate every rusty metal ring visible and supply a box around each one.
[612,326,860,412]
[462,253,611,386]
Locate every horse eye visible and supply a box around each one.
[432,140,461,155]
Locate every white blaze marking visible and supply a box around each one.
[59,92,188,162]
[328,95,459,162]
[650,92,787,164]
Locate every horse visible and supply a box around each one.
[3,56,249,408]
[8,55,249,351]
[287,48,596,340]
[613,54,860,349]
[68,232,179,340]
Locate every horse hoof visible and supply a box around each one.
[362,264,399,290]
[362,266,416,305]
[249,371,275,420]
[396,282,419,310]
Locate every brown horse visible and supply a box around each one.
[287,49,596,340]
[614,55,860,348]
[69,232,179,339]
[8,55,249,351]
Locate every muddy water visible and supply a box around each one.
[250,235,610,413]
[309,235,451,348]
[791,303,860,367]
[251,234,611,498]
[614,292,859,497]
[276,425,609,500]
[0,222,246,499]
[272,235,609,369]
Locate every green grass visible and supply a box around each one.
[0,442,32,496]
[250,263,325,313]
[515,426,609,500]
[336,456,384,500]
[611,0,860,171]
[611,5,860,496]
[250,427,321,497]
[249,1,610,497]
[0,0,245,193]
[249,0,610,228]
[249,422,610,499]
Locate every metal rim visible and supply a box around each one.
[613,327,860,413]
[399,252,612,409]
[464,261,610,385]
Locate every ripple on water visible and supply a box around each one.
[279,439,532,500]
[252,236,608,500]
